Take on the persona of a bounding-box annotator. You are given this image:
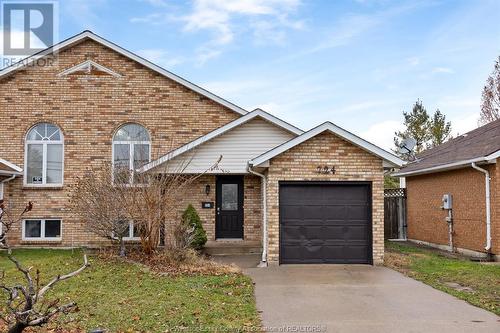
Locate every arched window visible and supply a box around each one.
[112,123,151,184]
[25,123,64,186]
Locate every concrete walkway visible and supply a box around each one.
[245,265,499,333]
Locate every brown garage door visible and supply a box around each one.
[279,182,372,264]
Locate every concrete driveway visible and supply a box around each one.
[245,265,499,333]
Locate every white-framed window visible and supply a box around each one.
[112,220,141,241]
[123,221,141,241]
[24,123,64,186]
[22,219,62,241]
[112,123,151,184]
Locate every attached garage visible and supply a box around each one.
[249,122,404,265]
[279,182,372,264]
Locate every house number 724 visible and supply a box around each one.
[316,166,336,174]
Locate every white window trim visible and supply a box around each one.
[24,126,64,187]
[22,219,63,241]
[112,138,151,185]
[123,221,141,241]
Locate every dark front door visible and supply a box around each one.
[216,176,244,239]
[280,182,372,264]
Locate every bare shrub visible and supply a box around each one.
[480,56,500,125]
[124,171,202,255]
[0,201,88,333]
[69,164,131,256]
[70,154,222,256]
[171,217,196,252]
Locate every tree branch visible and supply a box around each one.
[36,254,89,299]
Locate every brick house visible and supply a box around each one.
[0,31,403,265]
[395,120,500,260]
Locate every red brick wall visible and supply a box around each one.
[406,164,498,255]
[0,38,240,246]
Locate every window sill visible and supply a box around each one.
[23,185,64,190]
[21,239,62,245]
[123,238,141,242]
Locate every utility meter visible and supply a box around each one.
[442,194,453,210]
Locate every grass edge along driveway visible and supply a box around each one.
[385,241,500,316]
[0,249,261,332]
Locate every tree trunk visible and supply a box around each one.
[119,238,126,257]
[9,322,27,333]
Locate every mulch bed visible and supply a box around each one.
[118,248,241,277]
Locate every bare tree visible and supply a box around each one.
[0,201,89,333]
[122,153,222,255]
[69,164,132,256]
[480,56,500,125]
[70,153,222,256]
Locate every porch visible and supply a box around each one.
[168,174,264,246]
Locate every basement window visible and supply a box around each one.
[112,220,141,241]
[123,221,141,241]
[22,219,62,241]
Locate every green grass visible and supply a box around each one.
[385,241,500,315]
[0,249,260,332]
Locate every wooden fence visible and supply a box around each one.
[384,188,407,239]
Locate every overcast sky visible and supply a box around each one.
[4,0,500,150]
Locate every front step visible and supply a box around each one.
[203,240,262,256]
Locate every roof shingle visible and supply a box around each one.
[398,119,500,174]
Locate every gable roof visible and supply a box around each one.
[249,121,404,167]
[0,30,248,116]
[0,158,22,176]
[394,119,500,177]
[139,108,303,172]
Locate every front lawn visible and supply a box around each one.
[0,249,260,332]
[385,241,500,315]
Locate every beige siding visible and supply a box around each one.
[168,118,296,173]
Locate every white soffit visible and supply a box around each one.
[0,158,23,174]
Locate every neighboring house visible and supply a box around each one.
[0,31,403,265]
[395,120,500,260]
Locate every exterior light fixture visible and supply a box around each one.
[205,184,210,196]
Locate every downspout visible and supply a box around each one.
[1,175,16,208]
[471,163,491,252]
[248,164,267,267]
[1,175,16,184]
